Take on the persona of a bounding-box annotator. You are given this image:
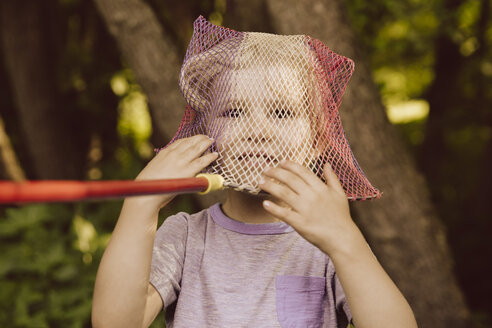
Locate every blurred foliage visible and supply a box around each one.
[0,0,490,326]
[112,69,154,160]
[0,204,100,327]
[345,0,438,125]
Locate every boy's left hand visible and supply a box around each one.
[259,160,358,256]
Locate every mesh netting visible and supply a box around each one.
[158,16,381,200]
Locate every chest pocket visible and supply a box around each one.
[275,275,325,328]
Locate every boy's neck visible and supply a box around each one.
[221,189,282,224]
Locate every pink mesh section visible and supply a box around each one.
[305,37,381,200]
[157,16,381,201]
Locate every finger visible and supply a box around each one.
[322,162,345,194]
[155,136,213,167]
[262,200,300,226]
[163,135,190,152]
[262,166,307,195]
[190,136,215,154]
[279,160,322,187]
[191,152,219,172]
[180,135,215,159]
[184,134,213,149]
[169,134,209,149]
[258,176,298,207]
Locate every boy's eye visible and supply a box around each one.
[221,108,243,118]
[272,108,294,119]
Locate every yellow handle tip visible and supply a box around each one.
[196,173,225,194]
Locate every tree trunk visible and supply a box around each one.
[0,0,85,179]
[224,0,275,32]
[263,0,471,327]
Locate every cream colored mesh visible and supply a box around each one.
[159,16,381,201]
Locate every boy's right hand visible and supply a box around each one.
[134,135,218,210]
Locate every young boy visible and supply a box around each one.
[92,17,417,328]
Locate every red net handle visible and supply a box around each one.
[0,175,223,204]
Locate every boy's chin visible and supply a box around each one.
[226,183,271,199]
[246,189,271,199]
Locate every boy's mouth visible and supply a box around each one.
[236,152,279,165]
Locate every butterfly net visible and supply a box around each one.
[158,16,381,200]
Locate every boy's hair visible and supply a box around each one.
[158,16,381,201]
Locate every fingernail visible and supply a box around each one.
[263,167,270,172]
[280,159,286,164]
[258,177,265,184]
[263,200,271,207]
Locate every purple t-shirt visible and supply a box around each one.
[150,203,352,327]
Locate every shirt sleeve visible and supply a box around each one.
[149,213,189,309]
[327,259,353,326]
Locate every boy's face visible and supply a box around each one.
[207,65,317,191]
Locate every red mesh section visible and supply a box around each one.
[306,37,380,200]
[157,16,381,200]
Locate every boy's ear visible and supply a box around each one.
[180,56,214,111]
[179,36,243,113]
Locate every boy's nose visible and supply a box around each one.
[244,108,272,143]
[246,133,267,143]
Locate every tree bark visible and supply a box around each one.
[224,0,275,32]
[0,0,84,179]
[263,0,471,327]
